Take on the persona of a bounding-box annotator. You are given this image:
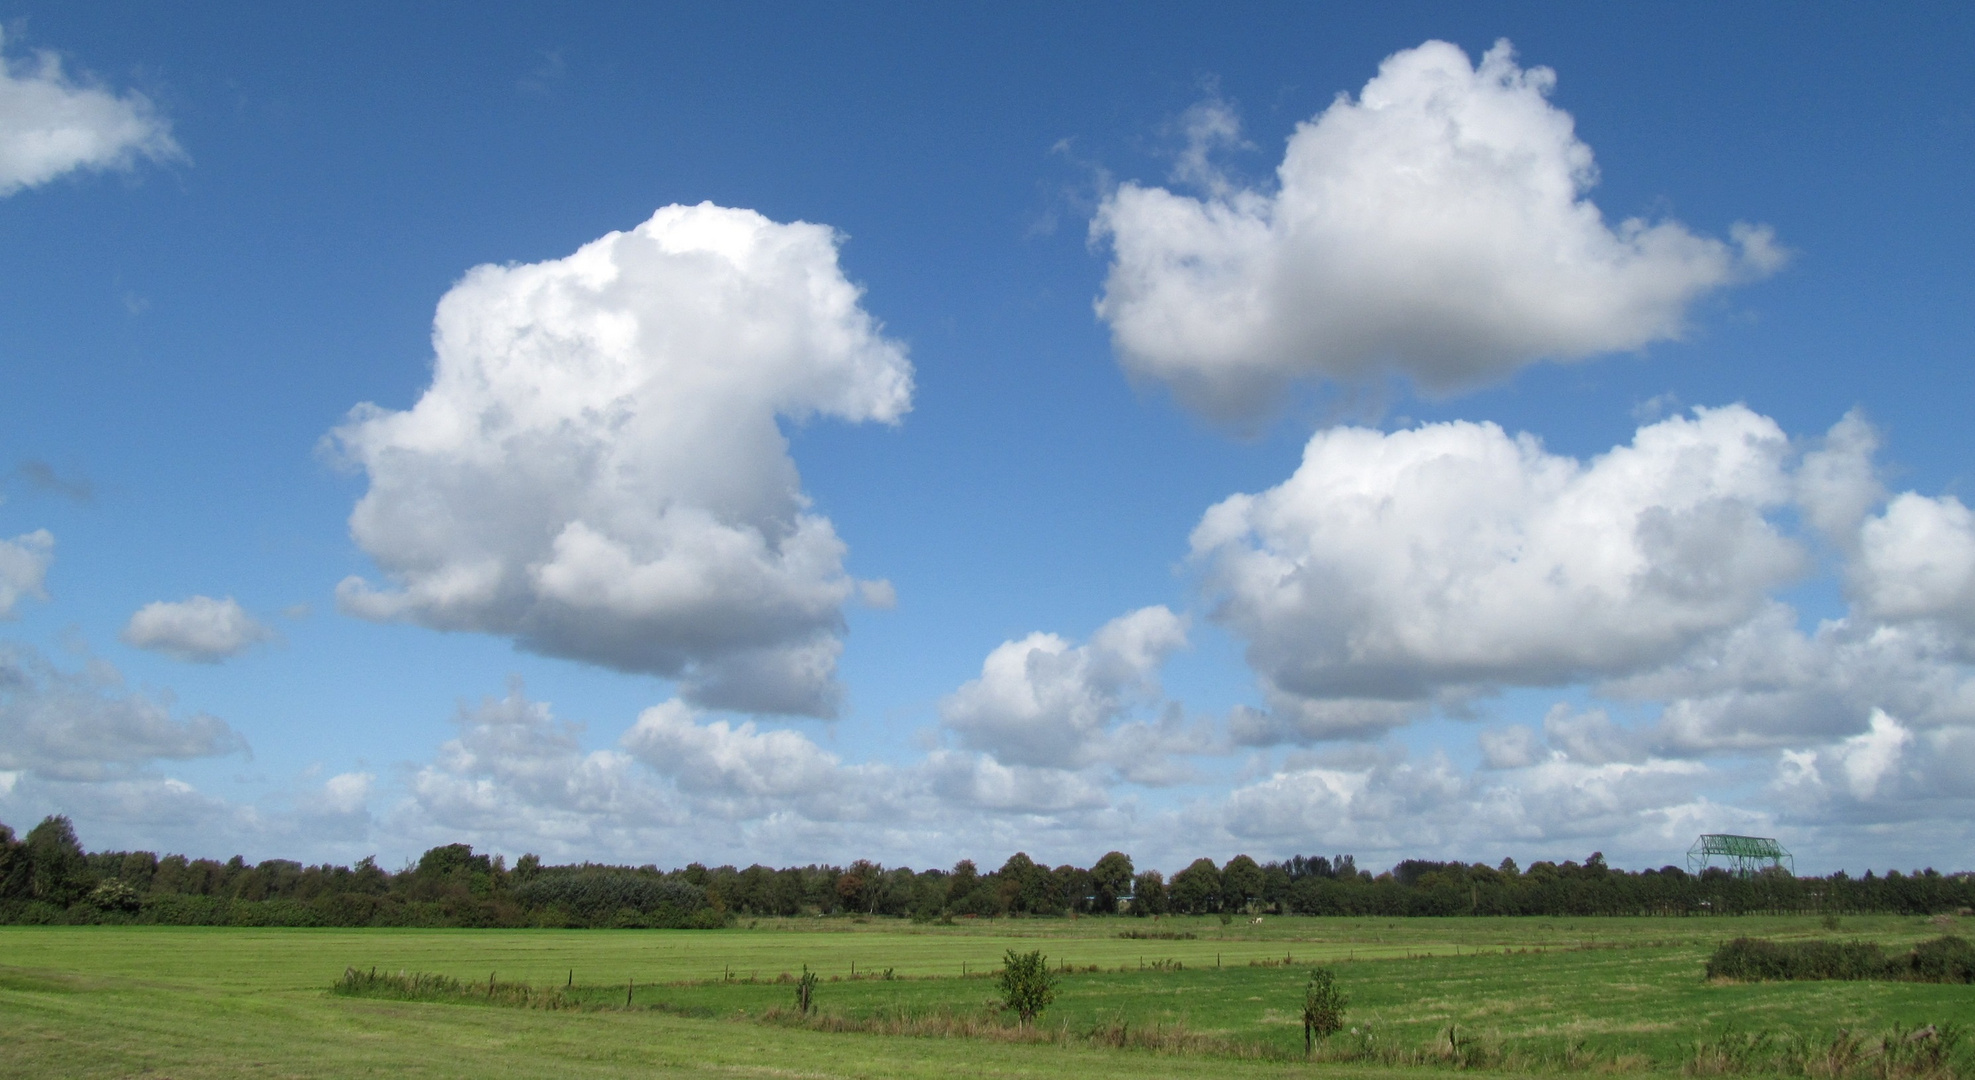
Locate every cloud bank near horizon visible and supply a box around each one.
[8,405,1974,873]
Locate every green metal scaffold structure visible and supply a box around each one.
[1687,834,1794,877]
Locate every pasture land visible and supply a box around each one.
[3,913,1970,1078]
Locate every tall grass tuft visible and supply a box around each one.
[1687,1024,1969,1080]
[331,966,570,1009]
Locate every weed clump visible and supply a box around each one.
[1687,1024,1969,1080]
[331,967,569,1008]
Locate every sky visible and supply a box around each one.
[1,3,1971,877]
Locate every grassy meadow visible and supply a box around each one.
[3,913,1971,1078]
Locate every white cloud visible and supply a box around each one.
[1586,409,1975,765]
[856,578,898,610]
[1615,606,1975,756]
[1478,724,1542,769]
[399,682,683,856]
[1772,710,1975,833]
[1213,746,1721,865]
[120,595,275,663]
[363,676,1172,867]
[0,528,52,617]
[0,644,245,782]
[1833,710,1912,800]
[1853,492,1975,630]
[1485,703,1711,773]
[1542,704,1650,766]
[939,606,1202,776]
[0,765,393,865]
[332,203,913,716]
[920,749,1110,815]
[1796,410,1883,541]
[1194,406,1804,740]
[0,31,180,196]
[621,698,892,821]
[1093,39,1781,421]
[314,771,376,817]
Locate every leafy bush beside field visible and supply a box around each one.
[1707,935,1975,982]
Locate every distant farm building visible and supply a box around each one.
[1687,834,1794,877]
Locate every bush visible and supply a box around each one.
[1707,936,1975,983]
[1302,967,1347,1056]
[88,879,141,914]
[1902,935,1975,983]
[997,949,1058,1025]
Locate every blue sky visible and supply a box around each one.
[2,3,1971,875]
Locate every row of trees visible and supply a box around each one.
[3,815,1970,928]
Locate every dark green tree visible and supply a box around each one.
[1051,864,1089,915]
[23,816,91,906]
[1169,857,1222,914]
[946,859,979,906]
[0,822,25,901]
[996,852,1047,913]
[1130,869,1168,915]
[1222,854,1264,913]
[1091,851,1133,912]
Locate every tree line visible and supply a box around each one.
[2,815,1969,928]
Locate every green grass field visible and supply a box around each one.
[3,914,1970,1078]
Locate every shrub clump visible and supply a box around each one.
[1706,936,1975,983]
[1301,967,1348,1056]
[997,949,1058,1026]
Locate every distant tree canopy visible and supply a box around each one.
[1,816,1970,928]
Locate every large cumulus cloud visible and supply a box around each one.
[1093,39,1781,421]
[1853,493,1975,632]
[333,203,913,716]
[1195,405,1804,741]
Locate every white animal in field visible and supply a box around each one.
[1250,917,1264,925]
